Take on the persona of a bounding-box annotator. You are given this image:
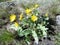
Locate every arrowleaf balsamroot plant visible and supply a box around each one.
[9,4,50,45]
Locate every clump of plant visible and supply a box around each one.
[9,4,52,45]
[0,30,14,43]
[55,32,60,45]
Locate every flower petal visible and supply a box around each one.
[10,14,16,22]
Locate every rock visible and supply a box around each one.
[0,0,60,15]
[56,15,60,25]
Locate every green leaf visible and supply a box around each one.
[45,17,49,20]
[23,29,31,36]
[18,31,24,37]
[37,24,48,31]
[42,30,47,37]
[32,30,38,44]
[18,28,31,37]
[25,39,30,45]
[17,27,23,36]
[33,10,39,16]
[25,36,31,45]
[37,24,48,37]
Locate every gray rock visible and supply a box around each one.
[0,0,60,14]
[56,15,60,25]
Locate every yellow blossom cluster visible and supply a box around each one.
[10,14,16,22]
[31,15,38,22]
[19,13,23,21]
[9,4,39,27]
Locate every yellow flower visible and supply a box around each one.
[31,15,38,22]
[34,4,39,8]
[19,13,23,21]
[14,22,19,27]
[45,12,48,17]
[10,14,16,22]
[25,8,32,15]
